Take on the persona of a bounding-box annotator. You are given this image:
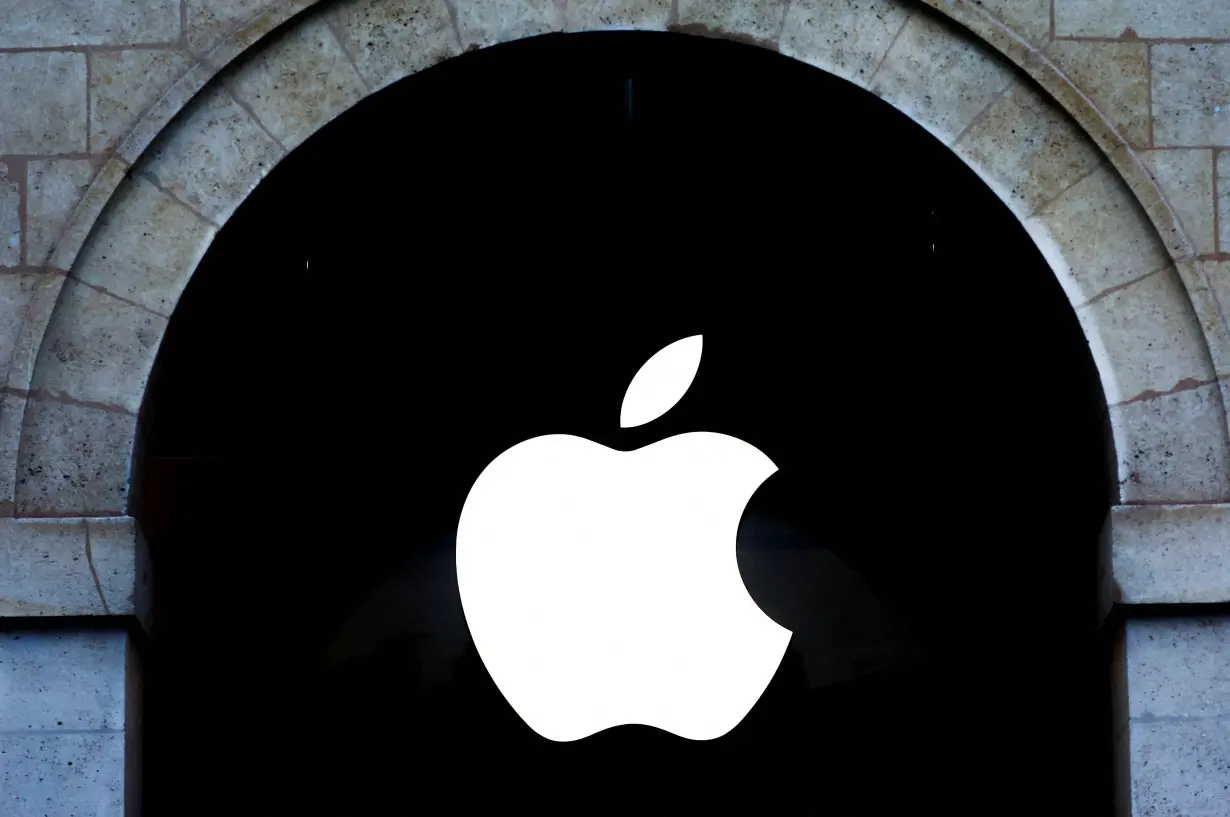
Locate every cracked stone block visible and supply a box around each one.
[0,519,106,616]
[0,518,141,618]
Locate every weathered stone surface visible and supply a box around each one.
[222,12,368,152]
[1043,40,1150,149]
[328,0,462,92]
[1123,616,1230,718]
[1110,383,1230,504]
[26,160,98,268]
[0,270,42,381]
[1111,506,1230,605]
[14,401,137,517]
[68,173,215,317]
[953,78,1105,218]
[0,520,104,616]
[0,53,87,155]
[1055,0,1230,39]
[674,0,791,45]
[1172,261,1230,386]
[1140,150,1217,256]
[185,0,280,55]
[0,732,126,817]
[778,0,913,91]
[0,391,23,515]
[452,0,564,50]
[1127,717,1230,816]
[31,279,167,415]
[47,160,127,274]
[0,163,19,267]
[1024,162,1172,310]
[89,49,194,154]
[963,0,1051,47]
[0,630,128,729]
[1076,268,1213,408]
[1193,261,1230,369]
[564,0,671,32]
[1219,151,1229,253]
[1152,44,1230,148]
[138,85,284,224]
[87,518,146,623]
[869,11,1015,146]
[0,0,180,48]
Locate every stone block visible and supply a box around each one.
[1109,384,1230,504]
[1123,616,1230,720]
[138,84,283,224]
[869,11,1015,146]
[328,0,462,92]
[90,49,194,154]
[221,10,369,152]
[1152,44,1230,148]
[1139,150,1217,256]
[14,401,137,518]
[31,279,168,414]
[0,630,128,731]
[778,0,913,91]
[0,0,180,48]
[26,160,99,267]
[1111,505,1230,604]
[1055,0,1230,39]
[0,53,87,155]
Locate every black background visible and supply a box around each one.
[135,27,1116,816]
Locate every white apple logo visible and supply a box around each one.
[455,335,792,742]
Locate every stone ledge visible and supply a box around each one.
[1110,504,1230,605]
[0,517,150,631]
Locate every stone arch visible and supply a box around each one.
[4,0,1228,518]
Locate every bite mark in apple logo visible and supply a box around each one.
[455,335,793,742]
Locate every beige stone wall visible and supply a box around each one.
[1,0,1229,522]
[2,2,1230,815]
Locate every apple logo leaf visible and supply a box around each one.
[619,335,703,429]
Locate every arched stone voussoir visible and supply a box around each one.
[1024,162,1174,316]
[778,0,914,88]
[867,10,1018,147]
[216,5,370,155]
[1111,383,1230,504]
[10,0,1230,520]
[15,398,137,518]
[27,279,168,417]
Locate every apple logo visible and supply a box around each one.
[455,334,792,742]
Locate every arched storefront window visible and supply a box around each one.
[135,31,1115,816]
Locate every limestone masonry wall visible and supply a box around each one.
[2,1,1230,815]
